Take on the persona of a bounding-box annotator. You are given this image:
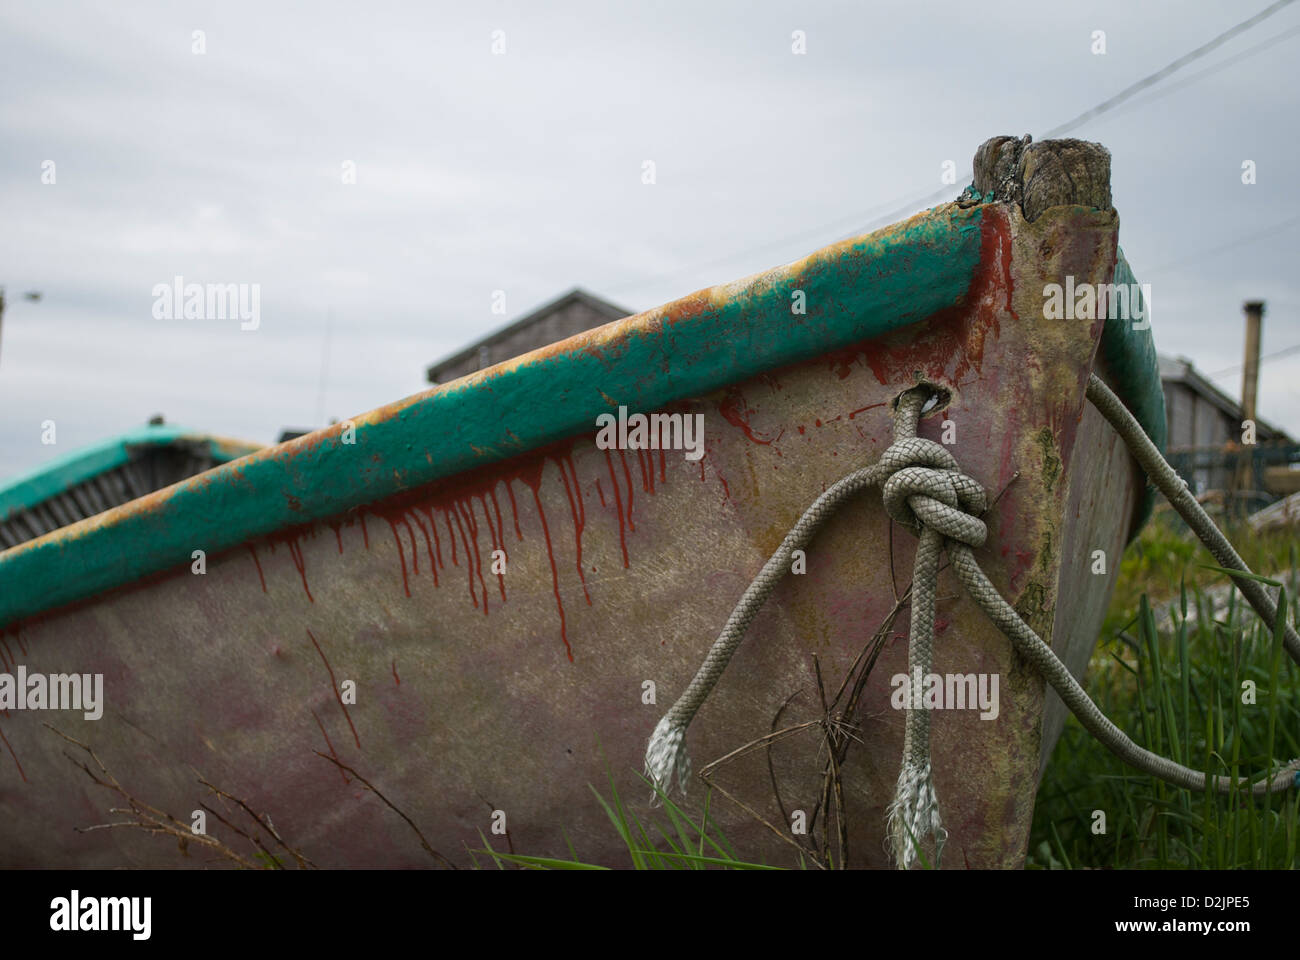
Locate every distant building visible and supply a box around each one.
[1161,354,1290,448]
[1159,354,1295,495]
[426,288,631,386]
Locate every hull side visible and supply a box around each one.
[1039,394,1145,779]
[0,202,1140,868]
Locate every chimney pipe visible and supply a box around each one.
[1241,301,1264,428]
[1235,300,1265,500]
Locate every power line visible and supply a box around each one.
[1208,342,1300,378]
[1039,0,1297,139]
[1140,212,1300,277]
[599,191,925,299]
[1092,22,1300,125]
[602,0,1299,299]
[858,0,1300,242]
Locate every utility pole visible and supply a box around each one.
[1236,300,1265,501]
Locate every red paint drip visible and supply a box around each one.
[392,660,400,686]
[386,517,412,597]
[718,387,776,445]
[487,489,508,561]
[558,456,591,604]
[420,506,444,570]
[617,449,635,532]
[457,499,488,615]
[997,208,1019,323]
[285,435,668,661]
[443,510,458,567]
[360,513,370,549]
[480,493,507,602]
[848,402,887,420]
[286,538,314,602]
[449,504,476,609]
[0,721,28,783]
[603,449,629,569]
[307,629,361,748]
[635,449,651,494]
[329,521,344,553]
[311,708,350,784]
[505,482,523,541]
[247,545,267,593]
[411,512,438,587]
[404,517,419,575]
[517,462,572,661]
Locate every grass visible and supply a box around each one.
[1029,515,1300,869]
[479,513,1300,870]
[471,760,794,870]
[1100,508,1299,638]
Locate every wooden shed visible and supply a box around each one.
[426,288,631,385]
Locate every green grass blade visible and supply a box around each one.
[1196,563,1283,587]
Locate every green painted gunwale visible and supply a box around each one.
[0,202,1164,628]
[1106,249,1165,532]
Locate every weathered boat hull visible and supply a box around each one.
[0,196,1160,868]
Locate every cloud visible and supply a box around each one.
[2,0,1298,481]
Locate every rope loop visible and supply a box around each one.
[882,466,988,547]
[871,432,988,547]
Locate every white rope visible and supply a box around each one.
[645,381,1300,869]
[1085,374,1300,664]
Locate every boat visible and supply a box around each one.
[0,135,1164,868]
[0,423,262,551]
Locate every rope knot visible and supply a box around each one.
[874,436,989,547]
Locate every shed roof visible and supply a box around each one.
[1158,353,1292,443]
[425,287,631,383]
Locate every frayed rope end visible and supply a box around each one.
[644,715,691,806]
[885,758,947,870]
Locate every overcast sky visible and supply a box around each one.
[2,0,1298,480]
